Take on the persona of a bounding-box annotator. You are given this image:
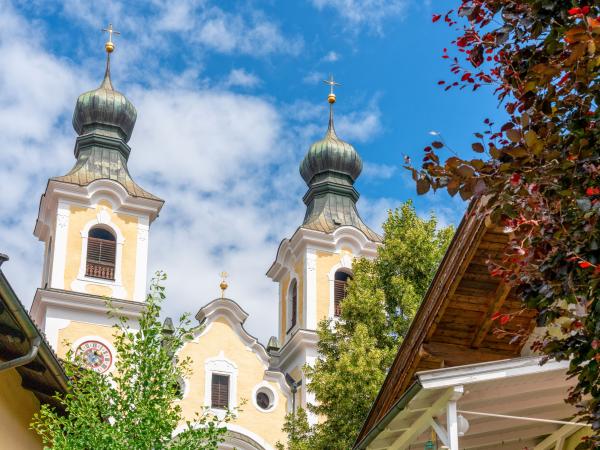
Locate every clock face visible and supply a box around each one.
[75,340,112,373]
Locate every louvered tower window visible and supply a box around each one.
[287,279,298,333]
[86,227,116,280]
[334,270,352,317]
[211,374,230,409]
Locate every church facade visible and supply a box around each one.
[28,41,380,450]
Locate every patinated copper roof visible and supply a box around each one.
[53,142,162,201]
[53,53,161,203]
[300,104,381,242]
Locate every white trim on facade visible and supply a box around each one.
[71,212,127,299]
[204,352,238,417]
[305,249,317,330]
[50,201,71,289]
[134,216,149,302]
[266,226,379,283]
[251,381,279,413]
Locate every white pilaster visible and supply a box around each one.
[305,248,317,330]
[50,201,70,289]
[134,217,149,302]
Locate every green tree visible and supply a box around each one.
[31,272,231,450]
[279,202,453,449]
[412,2,600,446]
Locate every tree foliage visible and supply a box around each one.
[413,1,600,445]
[279,202,453,449]
[31,272,230,450]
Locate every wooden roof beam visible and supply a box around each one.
[470,282,511,349]
[421,342,512,366]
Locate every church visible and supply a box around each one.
[21,34,381,449]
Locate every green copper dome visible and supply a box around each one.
[72,56,137,143]
[300,115,362,185]
[298,100,381,242]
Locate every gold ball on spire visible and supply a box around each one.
[105,41,115,53]
[328,93,336,104]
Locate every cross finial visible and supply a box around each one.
[323,74,341,104]
[102,23,121,53]
[219,272,229,298]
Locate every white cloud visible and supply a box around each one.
[362,162,396,180]
[322,51,340,62]
[335,105,382,142]
[59,0,302,60]
[223,68,261,88]
[303,71,325,85]
[310,0,409,34]
[194,8,303,56]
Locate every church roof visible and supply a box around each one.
[299,88,381,243]
[52,143,162,201]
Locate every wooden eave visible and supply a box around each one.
[0,269,68,410]
[355,201,538,447]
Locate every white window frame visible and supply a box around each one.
[205,352,238,418]
[71,209,127,298]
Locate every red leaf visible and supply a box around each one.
[432,14,442,22]
[579,261,593,269]
[500,315,511,325]
[586,187,600,196]
[438,80,446,85]
[510,173,521,186]
[582,6,590,14]
[568,7,582,15]
[491,312,502,321]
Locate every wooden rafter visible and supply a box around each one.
[471,282,511,349]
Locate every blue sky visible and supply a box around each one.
[0,0,504,342]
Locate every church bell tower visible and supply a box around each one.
[30,27,163,373]
[267,77,380,419]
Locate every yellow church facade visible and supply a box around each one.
[26,40,380,449]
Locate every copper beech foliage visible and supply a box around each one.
[410,1,600,445]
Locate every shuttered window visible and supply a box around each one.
[211,374,229,409]
[291,282,297,328]
[287,280,297,332]
[86,228,116,280]
[334,271,352,317]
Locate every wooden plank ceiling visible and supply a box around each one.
[356,203,539,447]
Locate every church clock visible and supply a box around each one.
[75,340,113,373]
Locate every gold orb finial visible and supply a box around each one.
[219,272,229,298]
[323,74,341,104]
[102,23,121,54]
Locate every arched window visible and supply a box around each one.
[86,227,116,280]
[287,279,297,332]
[334,270,352,317]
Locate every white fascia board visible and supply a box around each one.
[269,328,318,371]
[38,180,162,227]
[193,299,270,367]
[267,227,380,282]
[417,356,569,390]
[195,297,250,325]
[32,288,146,320]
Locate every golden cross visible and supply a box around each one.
[323,74,341,96]
[102,23,121,43]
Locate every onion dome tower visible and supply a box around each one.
[299,78,380,241]
[52,27,159,201]
[32,25,163,367]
